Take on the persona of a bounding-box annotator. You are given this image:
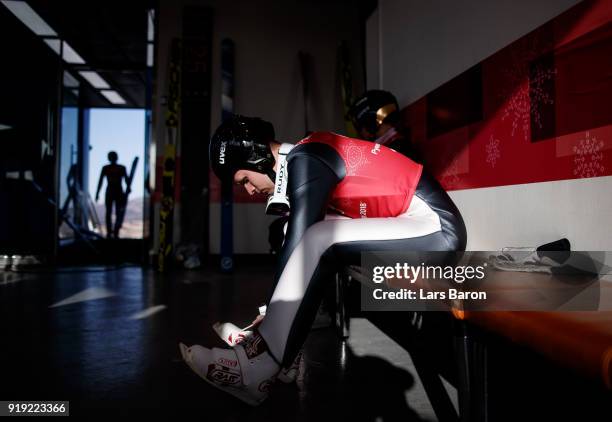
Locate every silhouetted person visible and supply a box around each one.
[95,151,129,239]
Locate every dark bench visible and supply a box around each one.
[334,266,612,422]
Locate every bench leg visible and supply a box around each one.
[455,321,489,422]
[335,272,351,339]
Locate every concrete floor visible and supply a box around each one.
[0,264,452,420]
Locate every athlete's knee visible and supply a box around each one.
[443,225,467,252]
[451,221,468,251]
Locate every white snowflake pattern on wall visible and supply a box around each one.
[501,64,556,141]
[500,37,556,142]
[529,65,556,131]
[485,135,501,168]
[573,131,605,178]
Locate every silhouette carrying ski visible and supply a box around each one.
[95,151,138,239]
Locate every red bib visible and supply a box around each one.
[297,132,423,218]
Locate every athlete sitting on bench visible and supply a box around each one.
[179,115,466,405]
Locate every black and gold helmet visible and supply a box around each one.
[348,90,399,138]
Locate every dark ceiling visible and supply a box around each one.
[29,0,155,108]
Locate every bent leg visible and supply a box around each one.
[114,193,127,238]
[258,202,454,366]
[105,193,114,237]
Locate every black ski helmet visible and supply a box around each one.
[348,90,399,136]
[209,115,276,182]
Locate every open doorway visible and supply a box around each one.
[88,108,145,239]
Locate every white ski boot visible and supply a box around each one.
[211,305,301,384]
[179,332,279,406]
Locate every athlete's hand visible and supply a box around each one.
[251,314,264,327]
[243,314,265,331]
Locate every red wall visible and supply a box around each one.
[404,0,612,191]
